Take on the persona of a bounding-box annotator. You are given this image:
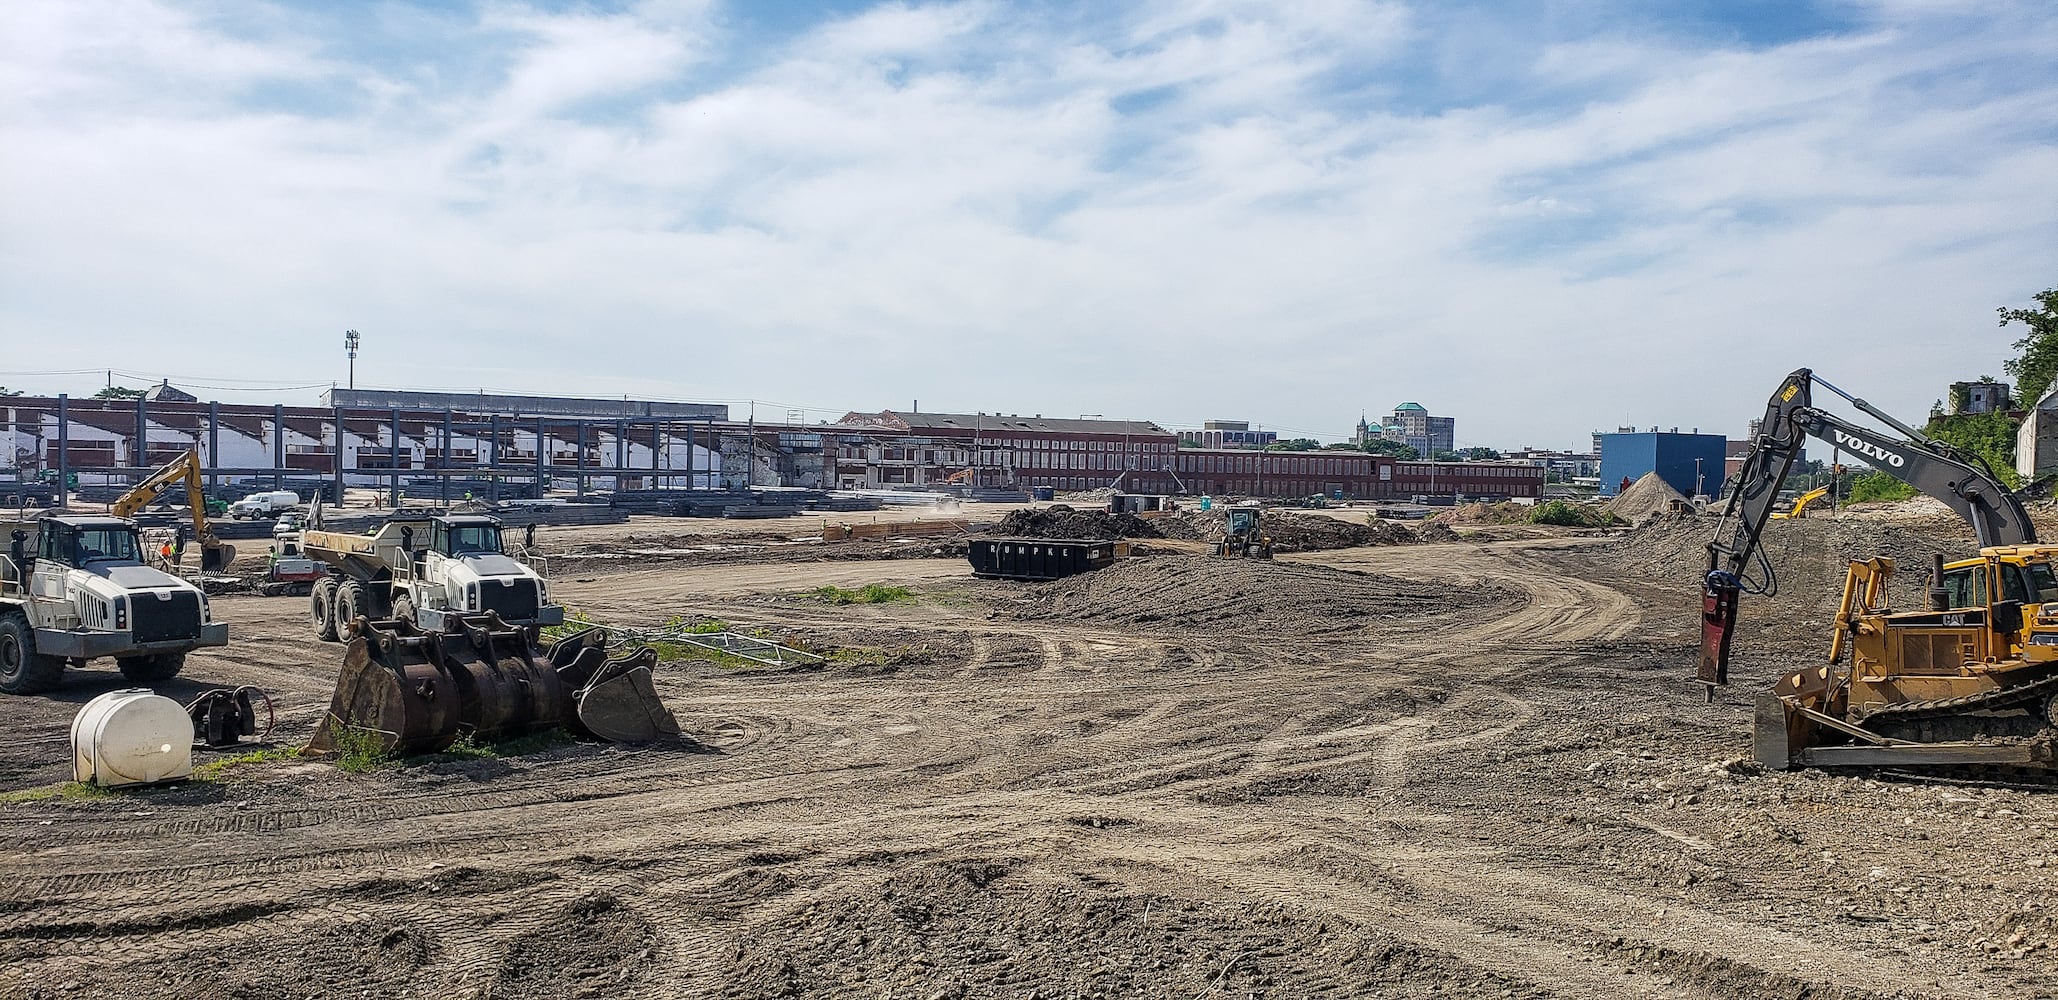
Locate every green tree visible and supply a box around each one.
[93,385,144,400]
[1847,471,1916,503]
[1430,449,1462,462]
[1359,439,1418,460]
[1923,410,2023,488]
[1265,438,1320,451]
[2001,287,2058,403]
[1459,446,1501,460]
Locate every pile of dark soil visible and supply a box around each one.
[1156,509,1413,552]
[1009,554,1516,633]
[484,892,659,1000]
[1415,521,1461,543]
[728,860,1534,999]
[989,504,1167,540]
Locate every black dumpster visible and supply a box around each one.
[967,537,1116,581]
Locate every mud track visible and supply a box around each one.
[1,532,2052,999]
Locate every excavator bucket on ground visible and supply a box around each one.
[310,614,682,758]
[545,629,682,743]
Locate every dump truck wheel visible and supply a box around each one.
[337,580,369,633]
[311,577,339,642]
[391,594,415,628]
[0,612,65,695]
[117,652,185,682]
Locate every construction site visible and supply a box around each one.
[4,370,2058,1000]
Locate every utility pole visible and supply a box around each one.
[344,329,361,390]
[745,401,755,489]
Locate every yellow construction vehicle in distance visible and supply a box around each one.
[110,451,236,572]
[1768,485,1830,519]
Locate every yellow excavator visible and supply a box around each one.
[1703,369,2058,774]
[1768,485,1830,520]
[110,451,236,572]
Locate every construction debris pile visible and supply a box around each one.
[1009,554,1516,632]
[1153,509,1413,551]
[1605,472,1689,523]
[989,505,1171,540]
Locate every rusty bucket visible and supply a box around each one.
[311,615,681,759]
[546,628,681,743]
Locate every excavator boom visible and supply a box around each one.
[1701,369,2033,686]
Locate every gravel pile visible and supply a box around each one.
[1606,472,1688,523]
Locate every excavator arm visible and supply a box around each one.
[1699,368,2033,687]
[110,451,234,572]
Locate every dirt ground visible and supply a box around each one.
[2,505,2055,999]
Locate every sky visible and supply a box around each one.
[2,0,2054,451]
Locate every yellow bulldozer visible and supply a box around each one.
[1704,369,2058,774]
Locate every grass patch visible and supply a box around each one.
[330,724,394,774]
[805,584,914,605]
[192,746,302,782]
[0,781,119,805]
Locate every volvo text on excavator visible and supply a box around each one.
[1703,368,2058,774]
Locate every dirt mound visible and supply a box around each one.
[989,504,1165,540]
[1154,509,1412,551]
[1587,513,1969,622]
[1010,554,1516,632]
[1431,502,1532,526]
[1416,521,1461,543]
[1606,472,1687,523]
[484,892,659,1000]
[729,861,1532,999]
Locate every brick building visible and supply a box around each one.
[1160,449,1544,500]
[834,411,1179,491]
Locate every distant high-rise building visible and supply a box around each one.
[1384,402,1454,455]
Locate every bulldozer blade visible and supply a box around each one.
[309,623,462,755]
[574,648,681,743]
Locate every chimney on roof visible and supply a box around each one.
[913,399,918,412]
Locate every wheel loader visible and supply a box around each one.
[1703,369,2058,775]
[1218,504,1274,559]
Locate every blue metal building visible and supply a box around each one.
[1599,432,1729,499]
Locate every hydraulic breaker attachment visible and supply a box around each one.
[1699,574,1739,687]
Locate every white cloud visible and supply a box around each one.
[0,0,2053,447]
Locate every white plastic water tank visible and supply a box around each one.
[72,689,192,788]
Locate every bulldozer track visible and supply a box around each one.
[1853,668,2058,726]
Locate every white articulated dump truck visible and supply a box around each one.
[1,515,229,694]
[299,509,564,641]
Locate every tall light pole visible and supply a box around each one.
[344,329,361,390]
